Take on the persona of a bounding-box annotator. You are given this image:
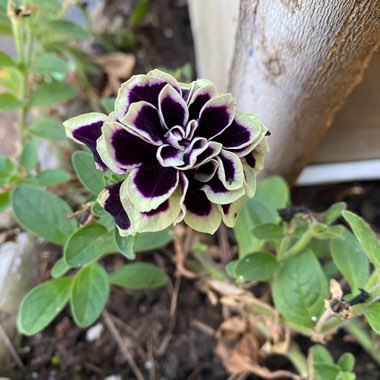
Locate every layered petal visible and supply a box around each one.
[126,163,179,212]
[156,144,185,167]
[188,82,217,121]
[216,150,244,190]
[183,187,222,234]
[97,121,156,173]
[147,69,181,94]
[201,175,245,205]
[217,196,245,228]
[194,159,219,183]
[181,138,222,170]
[115,74,168,120]
[158,84,189,128]
[97,181,132,235]
[196,94,236,140]
[64,112,107,170]
[122,101,165,145]
[214,111,265,150]
[120,182,182,234]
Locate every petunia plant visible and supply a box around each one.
[63,69,268,236]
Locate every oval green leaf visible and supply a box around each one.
[29,118,66,140]
[64,222,116,267]
[12,184,77,245]
[36,169,71,186]
[252,223,284,240]
[330,227,369,291]
[31,81,78,107]
[110,263,168,289]
[273,249,328,329]
[0,93,22,111]
[343,210,380,271]
[134,230,172,252]
[51,257,71,279]
[114,227,135,259]
[235,251,279,281]
[70,263,110,327]
[17,277,72,335]
[72,151,105,195]
[364,303,380,334]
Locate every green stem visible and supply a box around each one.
[11,15,25,64]
[287,345,309,378]
[282,228,314,259]
[345,319,380,365]
[365,269,380,291]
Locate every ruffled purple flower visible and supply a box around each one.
[64,69,268,235]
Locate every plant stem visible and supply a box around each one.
[287,345,309,379]
[345,319,380,365]
[365,269,380,291]
[282,228,313,259]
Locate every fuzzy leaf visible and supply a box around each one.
[235,251,279,281]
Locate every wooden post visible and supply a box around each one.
[229,0,380,184]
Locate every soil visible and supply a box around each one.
[1,1,380,379]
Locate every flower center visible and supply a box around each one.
[164,126,190,151]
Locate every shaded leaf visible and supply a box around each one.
[64,223,116,267]
[17,278,72,335]
[36,169,71,186]
[12,184,77,244]
[0,191,10,211]
[29,118,66,140]
[323,202,346,225]
[343,210,380,271]
[110,262,167,289]
[235,251,278,281]
[20,138,38,173]
[364,303,380,334]
[72,151,105,195]
[51,257,71,279]
[273,249,328,328]
[0,93,22,111]
[134,230,172,252]
[70,263,109,327]
[114,228,135,259]
[31,81,78,107]
[330,227,369,291]
[252,223,284,240]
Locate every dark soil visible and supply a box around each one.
[2,0,380,379]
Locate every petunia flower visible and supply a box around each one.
[64,69,268,235]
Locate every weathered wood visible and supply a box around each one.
[187,0,240,92]
[313,48,380,164]
[229,0,380,183]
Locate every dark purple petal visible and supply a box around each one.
[194,159,219,182]
[159,84,188,128]
[245,152,256,168]
[184,187,212,217]
[110,127,156,168]
[123,101,166,145]
[156,144,185,167]
[214,119,253,149]
[196,94,235,140]
[102,182,131,231]
[141,200,169,217]
[188,83,217,120]
[73,123,107,170]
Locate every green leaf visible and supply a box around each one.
[0,51,16,67]
[0,93,22,111]
[20,138,38,173]
[72,151,105,195]
[70,263,109,327]
[343,210,380,270]
[134,230,172,252]
[64,223,116,267]
[51,257,71,279]
[311,344,334,365]
[225,259,239,278]
[114,228,135,259]
[313,364,341,380]
[0,155,17,185]
[29,117,66,140]
[12,184,77,244]
[110,263,168,289]
[39,20,88,42]
[0,191,11,211]
[323,202,347,225]
[0,66,23,97]
[31,81,78,107]
[27,0,62,11]
[254,176,290,219]
[338,353,355,372]
[32,52,69,78]
[130,0,149,28]
[364,303,380,334]
[235,251,279,281]
[234,198,274,256]
[330,227,369,291]
[252,223,284,240]
[0,14,12,35]
[17,278,72,335]
[36,169,71,186]
[91,201,108,217]
[273,249,328,328]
